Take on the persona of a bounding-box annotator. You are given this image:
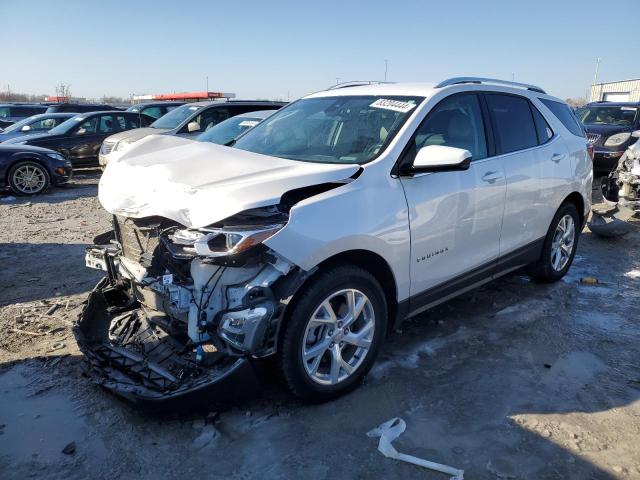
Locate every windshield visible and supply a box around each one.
[575,106,639,126]
[150,104,201,129]
[2,116,36,133]
[197,116,263,145]
[233,95,423,164]
[48,116,86,135]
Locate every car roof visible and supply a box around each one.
[28,112,77,118]
[127,101,185,109]
[186,100,287,107]
[235,110,278,119]
[585,102,640,107]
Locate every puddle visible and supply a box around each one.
[0,364,105,464]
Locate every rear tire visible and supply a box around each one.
[8,160,50,196]
[527,202,580,283]
[278,265,387,402]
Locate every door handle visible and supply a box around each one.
[551,153,565,163]
[481,171,502,184]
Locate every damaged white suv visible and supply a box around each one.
[77,78,592,403]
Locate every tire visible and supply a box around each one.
[527,202,580,283]
[8,160,50,196]
[278,265,387,402]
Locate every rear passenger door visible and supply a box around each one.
[484,94,571,256]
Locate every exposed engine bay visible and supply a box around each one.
[589,138,640,237]
[75,206,314,403]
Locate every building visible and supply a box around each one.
[132,91,235,103]
[590,79,640,103]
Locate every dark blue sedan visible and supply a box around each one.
[0,144,72,195]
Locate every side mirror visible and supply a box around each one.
[410,145,472,173]
[632,130,640,139]
[187,121,200,133]
[21,125,31,132]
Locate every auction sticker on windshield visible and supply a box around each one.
[370,99,417,113]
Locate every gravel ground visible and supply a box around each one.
[1,173,639,480]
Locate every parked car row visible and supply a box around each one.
[0,99,285,195]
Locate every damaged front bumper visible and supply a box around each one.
[75,214,310,403]
[589,147,640,237]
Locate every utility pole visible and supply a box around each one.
[591,57,601,102]
[336,77,340,85]
[384,59,388,81]
[206,76,209,93]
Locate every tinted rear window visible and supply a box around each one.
[540,99,585,137]
[486,94,538,154]
[531,105,553,144]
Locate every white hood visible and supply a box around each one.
[99,135,359,228]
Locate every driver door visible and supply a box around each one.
[399,93,506,309]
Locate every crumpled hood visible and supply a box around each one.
[104,127,169,145]
[99,135,359,228]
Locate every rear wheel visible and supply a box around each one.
[278,265,387,401]
[527,202,580,282]
[8,161,50,195]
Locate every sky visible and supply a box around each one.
[1,0,637,102]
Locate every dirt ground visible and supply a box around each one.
[1,172,639,480]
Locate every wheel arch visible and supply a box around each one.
[280,249,400,338]
[563,191,586,228]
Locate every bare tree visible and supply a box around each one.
[565,97,587,108]
[54,82,72,101]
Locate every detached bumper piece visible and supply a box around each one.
[74,278,250,405]
[588,204,638,238]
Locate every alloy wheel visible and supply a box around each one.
[12,164,47,194]
[550,214,575,271]
[302,289,375,385]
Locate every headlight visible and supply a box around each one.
[47,152,66,161]
[604,132,631,147]
[114,140,130,152]
[170,224,285,258]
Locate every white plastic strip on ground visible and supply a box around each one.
[367,417,464,480]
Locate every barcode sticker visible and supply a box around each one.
[370,99,417,113]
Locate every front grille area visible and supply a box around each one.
[587,133,601,145]
[113,215,182,269]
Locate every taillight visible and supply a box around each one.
[587,143,594,161]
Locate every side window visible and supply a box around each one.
[408,93,487,162]
[74,117,98,135]
[531,105,553,144]
[486,94,538,154]
[165,105,179,113]
[114,115,127,130]
[30,118,55,131]
[124,114,141,129]
[540,98,585,138]
[142,106,163,119]
[97,115,116,133]
[198,108,229,131]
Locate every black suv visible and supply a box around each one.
[3,111,154,167]
[575,102,640,172]
[0,104,48,129]
[45,103,124,114]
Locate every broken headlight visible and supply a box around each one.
[170,223,284,258]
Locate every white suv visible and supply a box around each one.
[79,78,592,403]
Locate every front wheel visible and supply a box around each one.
[278,265,387,401]
[8,161,50,195]
[527,202,580,282]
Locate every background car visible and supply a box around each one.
[126,101,185,119]
[0,113,76,142]
[4,111,154,167]
[575,102,640,173]
[0,104,48,129]
[99,100,285,166]
[196,110,276,145]
[0,144,72,195]
[44,103,125,114]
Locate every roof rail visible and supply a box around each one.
[436,77,546,94]
[327,81,394,90]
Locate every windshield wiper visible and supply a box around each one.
[224,139,236,147]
